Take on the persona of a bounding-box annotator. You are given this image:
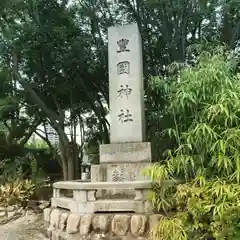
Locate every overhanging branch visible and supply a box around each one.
[12,52,60,123]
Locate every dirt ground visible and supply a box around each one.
[0,214,49,240]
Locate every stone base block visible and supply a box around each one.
[44,208,163,240]
[91,163,152,182]
[91,162,152,198]
[93,199,152,213]
[100,142,152,163]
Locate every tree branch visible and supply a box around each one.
[19,119,42,146]
[12,52,70,149]
[3,121,12,133]
[52,95,65,124]
[12,52,60,123]
[35,128,54,150]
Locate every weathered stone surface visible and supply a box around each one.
[0,207,6,218]
[44,208,52,222]
[26,210,34,216]
[51,197,73,210]
[108,24,145,143]
[93,200,149,213]
[131,215,147,236]
[79,214,93,236]
[122,233,147,240]
[17,207,24,213]
[6,206,15,212]
[111,214,130,236]
[0,211,6,218]
[62,232,80,240]
[90,233,109,240]
[149,214,163,233]
[50,209,60,228]
[47,227,53,238]
[58,211,69,230]
[108,163,152,182]
[87,190,96,201]
[100,143,151,163]
[38,200,50,210]
[66,213,81,234]
[92,215,110,232]
[134,190,143,201]
[73,190,87,202]
[53,181,151,190]
[91,165,105,182]
[91,163,151,184]
[53,188,61,198]
[7,211,16,218]
[144,201,153,213]
[51,230,61,240]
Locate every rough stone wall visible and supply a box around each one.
[44,208,162,240]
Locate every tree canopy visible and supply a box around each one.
[0,0,239,179]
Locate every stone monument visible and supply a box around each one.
[91,23,152,185]
[46,24,156,240]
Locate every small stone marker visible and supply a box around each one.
[108,23,145,143]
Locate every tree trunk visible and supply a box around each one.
[60,141,78,181]
[12,53,79,181]
[67,155,75,180]
[74,148,80,180]
[61,156,68,181]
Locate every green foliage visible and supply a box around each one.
[25,139,49,149]
[0,153,46,185]
[173,179,240,240]
[0,179,36,207]
[153,214,187,240]
[0,153,46,206]
[145,49,240,239]
[0,0,238,179]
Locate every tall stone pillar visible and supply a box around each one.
[91,24,151,189]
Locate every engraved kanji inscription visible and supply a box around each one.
[112,167,124,182]
[118,109,133,123]
[117,61,130,75]
[117,85,132,99]
[117,38,130,53]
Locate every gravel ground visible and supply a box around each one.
[0,214,49,240]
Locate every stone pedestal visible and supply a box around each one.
[91,162,152,198]
[51,181,152,214]
[91,163,151,183]
[100,142,151,163]
[91,142,152,198]
[93,142,152,182]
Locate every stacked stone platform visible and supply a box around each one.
[44,208,162,240]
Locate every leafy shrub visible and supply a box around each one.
[145,48,240,240]
[0,154,46,206]
[0,179,36,207]
[0,157,24,184]
[0,154,46,184]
